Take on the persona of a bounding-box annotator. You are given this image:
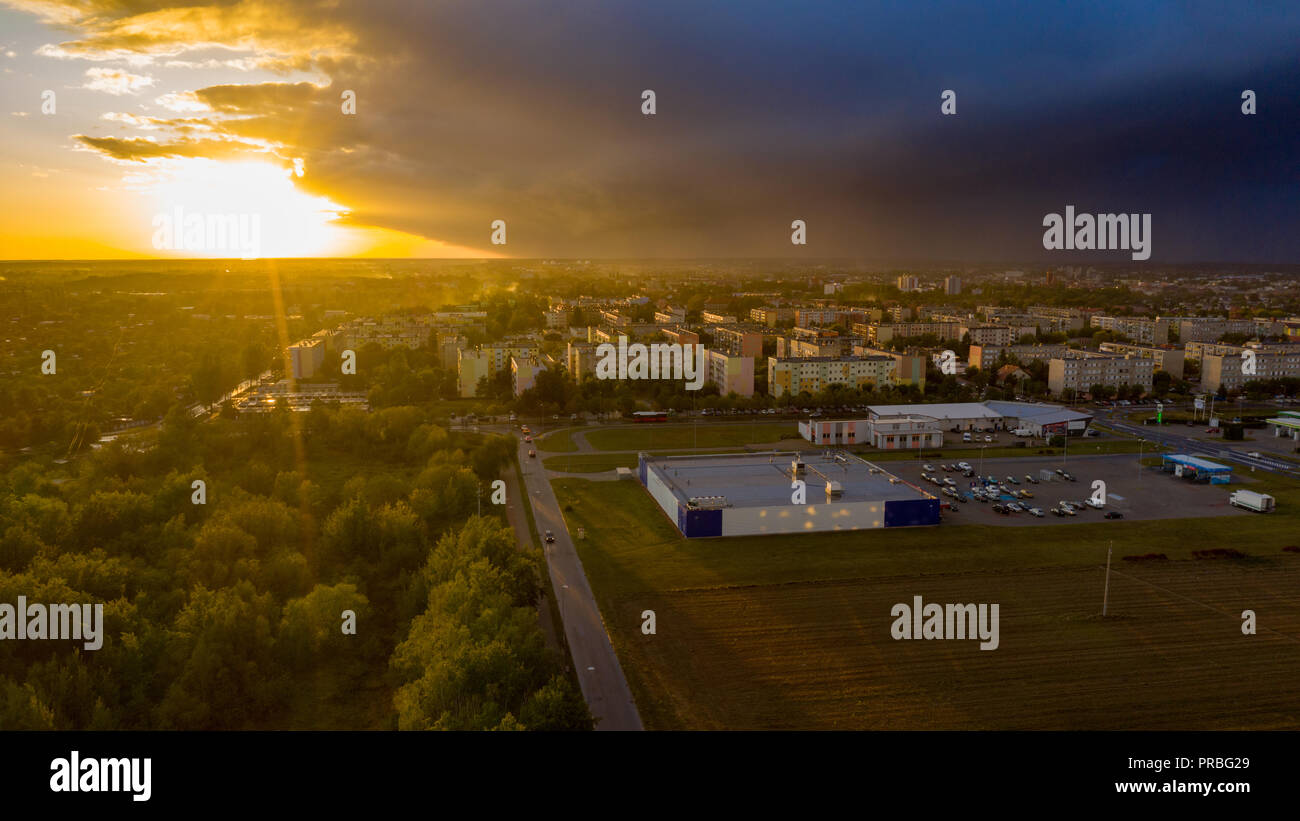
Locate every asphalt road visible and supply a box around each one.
[1099,409,1299,477]
[516,437,643,731]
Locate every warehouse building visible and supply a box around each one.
[864,400,1093,436]
[638,451,940,537]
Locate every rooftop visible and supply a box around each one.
[640,451,933,508]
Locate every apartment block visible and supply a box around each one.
[704,350,755,397]
[1089,315,1169,345]
[853,346,927,391]
[968,344,1070,371]
[1200,344,1300,392]
[794,308,839,327]
[653,306,687,324]
[566,341,599,381]
[457,343,539,397]
[778,336,842,358]
[767,355,897,398]
[708,326,763,358]
[856,322,959,345]
[1047,351,1155,396]
[288,338,326,380]
[1098,342,1185,380]
[749,307,794,327]
[511,355,548,396]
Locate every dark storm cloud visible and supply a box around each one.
[18,0,1300,259]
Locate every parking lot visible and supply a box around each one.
[920,453,1262,527]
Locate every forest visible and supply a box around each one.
[0,401,590,730]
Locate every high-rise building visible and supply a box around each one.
[704,350,755,397]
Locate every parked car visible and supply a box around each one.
[923,464,936,472]
[957,462,971,471]
[1020,489,1034,499]
[1061,471,1076,481]
[1006,475,1020,485]
[1104,511,1124,519]
[1085,498,1105,509]
[1006,502,1023,513]
[1028,507,1045,517]
[1050,507,1065,517]
[984,435,993,442]
[1025,474,1038,484]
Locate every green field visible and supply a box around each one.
[543,449,746,473]
[553,472,1300,730]
[536,429,580,452]
[583,422,800,451]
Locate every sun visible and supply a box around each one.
[142,159,351,258]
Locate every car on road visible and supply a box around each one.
[1247,451,1262,458]
[544,530,555,543]
[528,449,536,458]
[524,435,533,443]
[1104,511,1124,519]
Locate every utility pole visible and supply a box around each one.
[1102,542,1113,617]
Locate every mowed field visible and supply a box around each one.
[552,471,1300,730]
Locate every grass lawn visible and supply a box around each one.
[553,470,1300,730]
[536,429,579,453]
[583,422,800,451]
[543,448,746,473]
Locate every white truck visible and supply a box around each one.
[1012,427,1034,437]
[1230,490,1275,513]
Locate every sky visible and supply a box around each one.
[1,1,1298,262]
